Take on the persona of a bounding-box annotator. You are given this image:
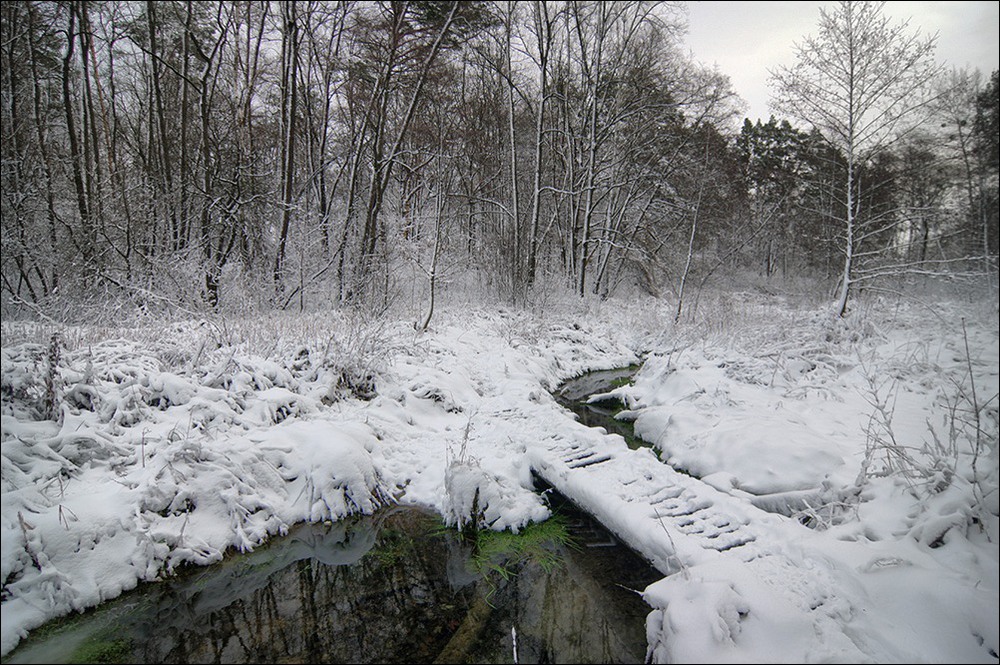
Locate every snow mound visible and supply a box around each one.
[443,459,550,533]
[2,297,996,663]
[0,338,394,656]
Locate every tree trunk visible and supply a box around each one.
[27,4,60,292]
[836,159,856,318]
[146,0,177,252]
[506,4,521,302]
[63,3,92,265]
[526,0,551,289]
[274,0,299,292]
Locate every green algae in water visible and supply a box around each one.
[368,519,432,566]
[607,371,638,390]
[470,514,574,580]
[465,514,576,611]
[68,637,133,664]
[1,596,147,665]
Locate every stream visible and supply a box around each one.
[4,366,659,665]
[553,364,649,450]
[4,501,658,664]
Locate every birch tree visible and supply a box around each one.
[771,0,940,316]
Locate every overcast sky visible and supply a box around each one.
[684,1,1000,123]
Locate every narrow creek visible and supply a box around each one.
[553,364,649,450]
[555,365,834,523]
[4,365,662,665]
[3,502,658,665]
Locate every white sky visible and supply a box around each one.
[685,1,1000,123]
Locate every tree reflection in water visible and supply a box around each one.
[6,499,659,664]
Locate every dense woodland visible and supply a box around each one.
[1,1,997,325]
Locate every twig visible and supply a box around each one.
[651,506,689,579]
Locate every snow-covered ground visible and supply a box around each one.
[1,291,997,662]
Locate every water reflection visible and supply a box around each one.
[5,500,658,665]
[466,493,659,664]
[555,366,649,450]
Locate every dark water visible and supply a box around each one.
[554,365,650,450]
[4,498,659,665]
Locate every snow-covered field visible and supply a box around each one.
[2,290,997,662]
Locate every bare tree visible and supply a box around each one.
[771,0,940,316]
[1,0,779,319]
[524,0,558,289]
[274,0,300,294]
[351,1,459,306]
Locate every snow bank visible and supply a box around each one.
[643,526,999,663]
[2,295,997,663]
[627,299,999,663]
[442,459,550,533]
[625,349,857,495]
[1,304,640,656]
[1,340,393,656]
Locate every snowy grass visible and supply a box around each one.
[618,289,998,663]
[0,308,407,656]
[2,285,997,662]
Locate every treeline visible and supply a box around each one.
[1,1,997,322]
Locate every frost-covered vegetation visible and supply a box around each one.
[2,0,997,661]
[2,286,997,662]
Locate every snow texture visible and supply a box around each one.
[2,295,997,663]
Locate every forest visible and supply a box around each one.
[2,0,996,324]
[1,2,998,663]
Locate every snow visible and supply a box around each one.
[1,293,997,662]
